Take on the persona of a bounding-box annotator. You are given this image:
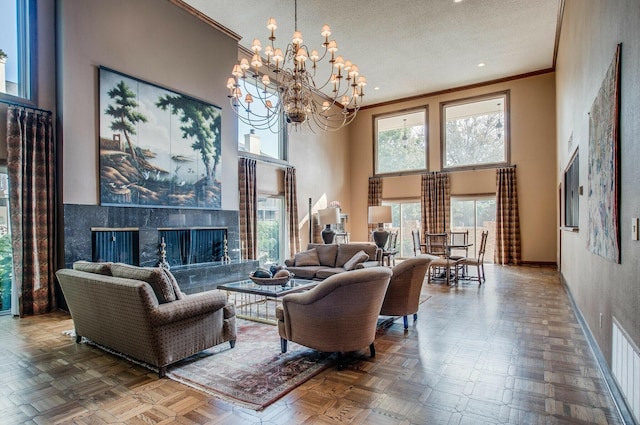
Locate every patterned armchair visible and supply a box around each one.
[275,267,392,358]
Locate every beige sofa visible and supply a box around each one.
[56,262,236,377]
[284,243,381,280]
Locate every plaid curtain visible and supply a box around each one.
[495,167,521,265]
[238,157,257,260]
[421,172,450,234]
[367,177,382,240]
[7,107,56,316]
[284,167,300,257]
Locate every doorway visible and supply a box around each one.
[0,166,12,314]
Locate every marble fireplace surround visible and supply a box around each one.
[63,204,259,296]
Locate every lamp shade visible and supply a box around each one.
[368,205,392,225]
[318,207,341,226]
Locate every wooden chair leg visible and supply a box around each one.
[369,343,376,358]
[403,315,409,329]
[280,338,288,353]
[229,340,236,348]
[413,313,418,321]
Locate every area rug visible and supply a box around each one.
[165,320,338,410]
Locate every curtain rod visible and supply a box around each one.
[0,98,52,114]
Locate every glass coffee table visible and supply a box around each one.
[217,278,318,324]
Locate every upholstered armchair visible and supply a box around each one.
[275,267,392,357]
[379,255,435,329]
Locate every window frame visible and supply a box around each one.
[373,106,428,176]
[256,193,286,267]
[440,90,510,171]
[0,0,36,104]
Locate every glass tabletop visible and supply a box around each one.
[217,278,318,297]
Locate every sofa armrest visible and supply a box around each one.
[149,290,228,326]
[284,258,295,267]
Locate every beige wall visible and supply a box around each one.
[556,0,640,364]
[347,73,557,263]
[58,0,239,208]
[57,0,350,250]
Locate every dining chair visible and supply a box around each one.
[381,231,398,266]
[448,229,469,276]
[424,232,462,285]
[461,230,489,285]
[411,230,425,256]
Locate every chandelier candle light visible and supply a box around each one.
[226,0,366,133]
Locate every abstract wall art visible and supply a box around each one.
[587,45,621,263]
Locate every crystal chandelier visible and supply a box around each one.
[226,0,366,133]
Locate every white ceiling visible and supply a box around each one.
[183,0,562,107]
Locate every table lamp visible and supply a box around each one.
[368,205,392,249]
[318,207,341,244]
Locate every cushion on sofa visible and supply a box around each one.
[110,263,177,303]
[335,243,379,268]
[307,243,339,267]
[294,248,321,266]
[286,265,327,279]
[72,260,112,276]
[343,250,369,271]
[161,268,185,300]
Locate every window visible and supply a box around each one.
[564,151,579,228]
[383,200,421,258]
[0,0,34,100]
[375,108,427,175]
[257,195,284,267]
[451,196,495,262]
[237,80,287,161]
[0,166,12,313]
[442,92,509,170]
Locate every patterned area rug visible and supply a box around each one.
[63,294,432,411]
[166,320,338,410]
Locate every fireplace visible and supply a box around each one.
[63,205,259,307]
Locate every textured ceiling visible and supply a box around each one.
[183,0,561,106]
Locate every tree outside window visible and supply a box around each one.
[375,108,427,175]
[442,92,509,169]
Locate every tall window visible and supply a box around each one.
[564,151,579,228]
[0,0,34,100]
[451,196,495,262]
[442,92,509,170]
[383,201,421,258]
[0,167,12,313]
[257,195,284,267]
[375,108,427,175]
[237,80,287,161]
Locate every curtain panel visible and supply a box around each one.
[495,167,521,265]
[238,157,257,260]
[284,167,300,257]
[367,177,382,240]
[6,106,56,316]
[420,172,450,234]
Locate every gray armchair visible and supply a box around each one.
[275,267,392,357]
[379,255,435,329]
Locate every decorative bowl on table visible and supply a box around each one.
[249,271,293,286]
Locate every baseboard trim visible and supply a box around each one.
[520,261,558,267]
[560,274,637,425]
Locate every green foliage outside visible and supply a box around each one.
[377,127,426,174]
[445,113,504,167]
[0,233,13,310]
[257,220,280,267]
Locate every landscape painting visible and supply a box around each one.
[99,67,222,209]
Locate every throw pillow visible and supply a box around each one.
[162,268,185,300]
[110,263,177,303]
[343,250,369,271]
[294,248,321,266]
[72,260,112,276]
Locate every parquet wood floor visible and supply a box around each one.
[0,265,626,424]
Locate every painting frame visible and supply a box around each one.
[586,44,621,263]
[99,66,222,209]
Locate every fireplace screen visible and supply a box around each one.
[159,228,226,267]
[92,229,140,265]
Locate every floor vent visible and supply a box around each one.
[612,318,640,422]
